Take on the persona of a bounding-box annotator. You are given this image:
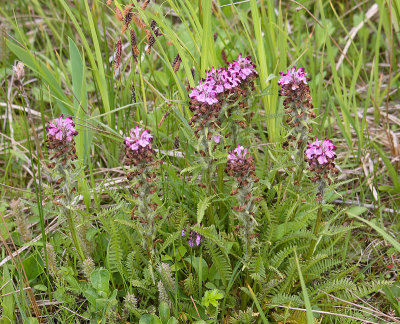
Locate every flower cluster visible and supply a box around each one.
[226,145,260,260]
[47,115,78,142]
[182,225,204,247]
[278,66,308,90]
[279,66,315,147]
[225,145,258,187]
[123,125,155,172]
[123,126,162,259]
[125,125,153,151]
[188,55,258,136]
[189,55,257,105]
[305,138,336,165]
[305,138,339,200]
[46,115,78,165]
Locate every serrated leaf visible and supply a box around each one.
[197,196,214,224]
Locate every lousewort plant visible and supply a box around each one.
[225,144,260,262]
[305,138,338,260]
[279,67,315,181]
[46,115,85,261]
[123,125,161,260]
[188,55,258,225]
[305,137,338,201]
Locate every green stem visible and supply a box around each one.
[60,165,85,262]
[205,165,215,225]
[66,207,85,261]
[306,204,323,261]
[295,136,307,183]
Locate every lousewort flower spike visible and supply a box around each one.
[305,137,339,200]
[123,125,162,259]
[46,115,78,165]
[278,66,315,137]
[225,144,260,262]
[124,125,155,172]
[188,54,258,139]
[46,115,86,261]
[279,66,315,182]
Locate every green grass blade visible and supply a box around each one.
[294,248,314,324]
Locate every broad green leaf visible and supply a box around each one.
[139,314,163,324]
[90,268,110,296]
[159,301,170,323]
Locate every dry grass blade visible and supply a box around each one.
[335,3,379,70]
[0,212,42,321]
[265,304,383,323]
[318,289,400,323]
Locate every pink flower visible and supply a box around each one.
[47,115,78,142]
[278,66,307,90]
[189,80,218,105]
[213,135,221,144]
[228,144,248,162]
[229,54,258,80]
[182,225,203,247]
[305,137,336,165]
[124,125,153,151]
[188,55,258,107]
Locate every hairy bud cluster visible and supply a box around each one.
[225,145,258,187]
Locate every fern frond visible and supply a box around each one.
[197,195,214,224]
[107,219,124,274]
[270,293,303,307]
[310,278,356,301]
[159,230,181,254]
[183,273,195,296]
[206,241,232,287]
[249,254,266,282]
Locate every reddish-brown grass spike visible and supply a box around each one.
[114,39,122,70]
[150,20,163,37]
[130,29,139,60]
[115,7,123,21]
[124,11,133,25]
[158,110,170,128]
[141,0,150,10]
[131,83,136,103]
[132,14,146,30]
[145,29,151,42]
[172,54,182,73]
[145,29,155,54]
[106,0,113,5]
[123,4,133,17]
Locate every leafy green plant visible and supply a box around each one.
[1,0,399,323]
